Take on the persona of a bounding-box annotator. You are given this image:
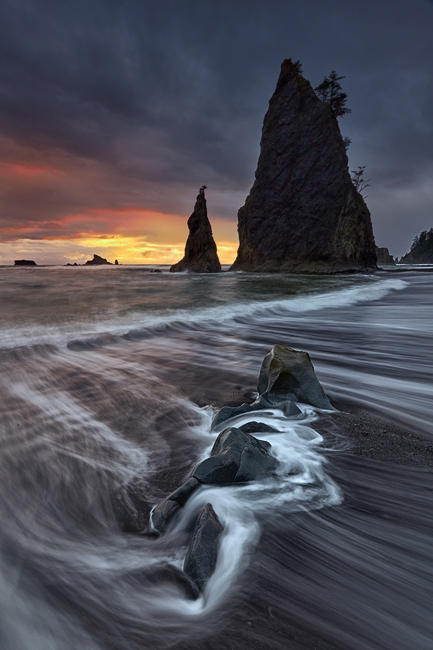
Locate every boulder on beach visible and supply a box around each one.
[184,503,223,592]
[238,421,278,434]
[14,259,36,266]
[151,477,200,534]
[85,254,112,265]
[258,344,332,409]
[211,394,300,430]
[192,427,278,484]
[170,186,221,273]
[230,58,377,273]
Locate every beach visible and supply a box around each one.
[0,266,432,649]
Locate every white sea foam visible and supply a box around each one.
[0,277,408,350]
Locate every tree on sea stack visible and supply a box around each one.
[231,58,376,273]
[170,187,221,273]
[315,70,351,118]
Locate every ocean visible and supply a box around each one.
[0,266,432,649]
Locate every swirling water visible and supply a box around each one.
[0,266,432,650]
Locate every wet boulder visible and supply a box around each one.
[184,503,223,591]
[258,344,332,409]
[192,427,278,484]
[211,393,300,430]
[151,478,200,534]
[239,421,278,434]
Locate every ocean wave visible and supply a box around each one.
[0,277,408,353]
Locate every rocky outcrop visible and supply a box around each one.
[183,503,223,591]
[14,259,36,266]
[231,59,377,273]
[258,344,332,409]
[400,228,433,264]
[170,187,221,273]
[376,246,395,266]
[211,393,300,430]
[85,254,112,265]
[151,478,200,534]
[192,427,278,484]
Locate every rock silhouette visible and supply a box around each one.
[85,254,112,265]
[14,259,36,266]
[376,246,395,265]
[400,228,433,264]
[183,503,223,591]
[258,344,332,409]
[231,59,377,273]
[170,188,221,273]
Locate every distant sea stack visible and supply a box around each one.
[14,259,36,266]
[231,59,377,273]
[85,254,112,265]
[376,246,395,266]
[400,228,433,264]
[170,187,221,273]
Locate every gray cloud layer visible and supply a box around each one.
[0,0,432,255]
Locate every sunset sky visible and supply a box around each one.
[1,0,432,265]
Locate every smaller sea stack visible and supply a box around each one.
[400,228,433,264]
[85,254,112,265]
[376,246,395,266]
[14,259,36,266]
[170,187,221,273]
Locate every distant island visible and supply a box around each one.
[64,254,118,266]
[85,254,112,265]
[14,259,37,266]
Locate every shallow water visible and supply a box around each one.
[0,266,432,649]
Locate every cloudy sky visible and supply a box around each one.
[0,0,432,264]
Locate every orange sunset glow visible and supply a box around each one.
[0,156,240,265]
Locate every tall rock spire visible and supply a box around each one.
[170,187,221,273]
[231,59,377,272]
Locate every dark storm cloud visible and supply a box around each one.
[0,0,432,255]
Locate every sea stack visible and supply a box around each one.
[170,187,221,273]
[376,246,395,266]
[14,259,37,266]
[400,228,433,264]
[231,59,377,273]
[85,254,112,265]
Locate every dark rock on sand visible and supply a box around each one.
[231,58,376,273]
[114,259,119,265]
[212,393,300,430]
[14,259,36,266]
[151,499,180,534]
[376,246,395,265]
[192,427,278,484]
[85,254,112,265]
[239,421,278,434]
[170,187,221,273]
[184,503,223,591]
[151,477,200,533]
[258,344,332,409]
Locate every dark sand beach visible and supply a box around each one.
[0,266,432,649]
